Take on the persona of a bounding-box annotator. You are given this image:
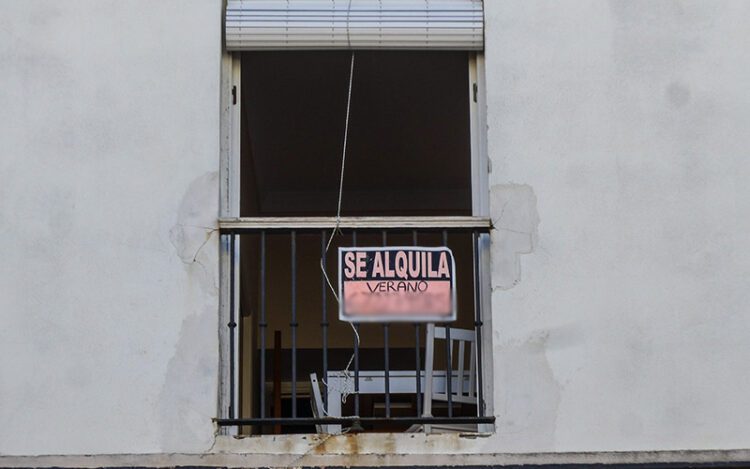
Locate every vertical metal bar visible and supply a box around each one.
[457,340,465,398]
[291,230,297,418]
[445,326,453,417]
[468,342,476,398]
[260,232,267,419]
[415,323,421,416]
[321,230,329,411]
[383,324,390,418]
[473,230,485,417]
[443,230,453,417]
[228,234,236,419]
[413,229,421,416]
[352,230,360,417]
[273,330,282,434]
[382,230,390,418]
[354,334,361,418]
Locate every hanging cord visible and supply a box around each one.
[319,51,360,407]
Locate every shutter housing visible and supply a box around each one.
[225,0,484,51]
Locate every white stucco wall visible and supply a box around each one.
[485,0,750,452]
[0,0,223,456]
[2,0,750,461]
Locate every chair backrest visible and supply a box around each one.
[309,373,326,433]
[422,324,477,417]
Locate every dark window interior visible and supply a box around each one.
[240,51,472,217]
[238,51,475,434]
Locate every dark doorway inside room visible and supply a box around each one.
[237,51,476,434]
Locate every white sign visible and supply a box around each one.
[338,246,457,323]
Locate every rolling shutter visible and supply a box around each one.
[225,0,484,51]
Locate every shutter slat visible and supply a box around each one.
[225,0,484,51]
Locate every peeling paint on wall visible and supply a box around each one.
[489,184,539,290]
[495,331,561,451]
[169,171,220,293]
[5,0,750,458]
[160,171,220,452]
[158,313,218,453]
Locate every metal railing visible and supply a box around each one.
[215,216,494,433]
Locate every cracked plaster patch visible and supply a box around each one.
[490,184,540,290]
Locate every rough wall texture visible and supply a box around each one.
[2,0,750,460]
[0,0,222,455]
[485,0,750,452]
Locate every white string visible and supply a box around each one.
[319,51,360,407]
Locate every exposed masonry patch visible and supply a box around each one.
[489,184,540,290]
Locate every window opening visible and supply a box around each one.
[218,51,492,434]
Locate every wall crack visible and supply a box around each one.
[489,183,540,290]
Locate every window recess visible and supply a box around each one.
[218,45,491,434]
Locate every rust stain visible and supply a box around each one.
[313,433,359,455]
[381,432,396,454]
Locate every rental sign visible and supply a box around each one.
[338,247,456,322]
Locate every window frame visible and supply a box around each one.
[218,51,493,434]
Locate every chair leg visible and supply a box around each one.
[423,323,435,434]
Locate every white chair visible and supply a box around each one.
[309,373,330,434]
[421,324,478,433]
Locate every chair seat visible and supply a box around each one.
[406,423,478,434]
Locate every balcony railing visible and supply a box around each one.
[216,216,494,433]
